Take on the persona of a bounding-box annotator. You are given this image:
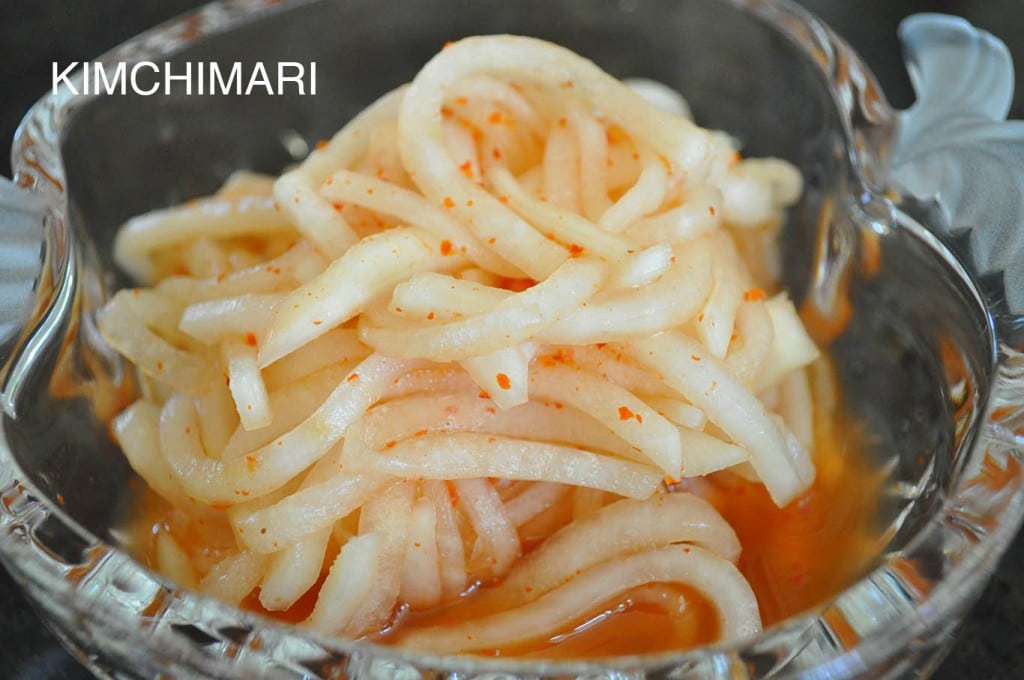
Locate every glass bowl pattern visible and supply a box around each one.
[1,1,1023,678]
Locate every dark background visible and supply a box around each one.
[2,1,1023,678]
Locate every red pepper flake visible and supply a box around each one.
[440,240,454,255]
[414,429,428,437]
[478,389,491,399]
[466,199,474,207]
[635,413,643,423]
[697,312,705,322]
[709,205,716,216]
[488,111,503,124]
[492,147,502,159]
[312,320,323,325]
[246,455,258,473]
[156,361,164,372]
[664,474,681,486]
[498,195,509,205]
[488,237,497,244]
[347,373,360,383]
[413,541,422,548]
[443,196,455,209]
[459,160,474,179]
[691,354,701,362]
[496,373,512,390]
[607,125,628,145]
[486,406,496,414]
[596,342,607,349]
[446,480,459,505]
[553,348,575,364]
[441,106,453,118]
[244,332,257,347]
[539,355,556,368]
[315,139,328,151]
[366,187,374,195]
[568,243,585,257]
[385,441,396,449]
[743,287,767,302]
[553,402,564,409]
[427,311,435,320]
[211,502,231,510]
[684,547,691,554]
[618,406,634,421]
[455,96,468,106]
[56,493,65,505]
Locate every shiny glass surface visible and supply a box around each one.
[1,1,1022,678]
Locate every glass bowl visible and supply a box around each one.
[2,0,1023,678]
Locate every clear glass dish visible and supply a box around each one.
[1,1,1023,678]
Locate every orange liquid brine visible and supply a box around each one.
[120,392,883,659]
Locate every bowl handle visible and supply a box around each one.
[0,178,47,407]
[892,14,1024,334]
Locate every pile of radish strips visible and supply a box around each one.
[99,35,817,653]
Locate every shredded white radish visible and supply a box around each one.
[102,35,817,654]
[398,545,760,652]
[114,196,294,282]
[351,431,662,499]
[221,335,272,431]
[626,332,814,505]
[259,528,331,611]
[472,493,740,609]
[399,496,444,609]
[260,227,459,366]
[307,531,382,634]
[199,551,266,605]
